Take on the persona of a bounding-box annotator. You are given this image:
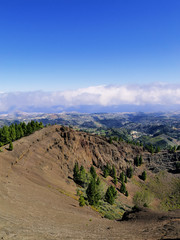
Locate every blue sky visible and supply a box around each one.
[0,0,179,92]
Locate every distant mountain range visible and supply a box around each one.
[0,111,180,149]
[1,104,180,114]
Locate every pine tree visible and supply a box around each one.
[90,165,97,179]
[96,177,100,186]
[73,162,80,183]
[21,122,27,135]
[17,125,24,138]
[110,165,117,185]
[126,167,133,178]
[79,165,87,186]
[141,171,147,181]
[111,165,116,178]
[103,163,110,178]
[30,120,36,132]
[9,124,16,141]
[103,168,109,178]
[134,156,139,166]
[113,175,117,185]
[105,185,117,205]
[139,155,143,165]
[39,121,44,129]
[26,122,33,135]
[9,142,13,151]
[149,144,154,154]
[1,126,10,144]
[124,175,127,183]
[120,182,126,194]
[120,172,125,183]
[86,179,100,205]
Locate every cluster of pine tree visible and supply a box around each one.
[126,139,143,147]
[144,144,161,154]
[134,155,143,167]
[108,135,144,148]
[0,121,44,147]
[168,145,180,153]
[103,163,131,197]
[73,163,117,206]
[119,171,128,196]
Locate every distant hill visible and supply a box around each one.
[0,111,179,149]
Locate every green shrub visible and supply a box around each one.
[79,195,85,207]
[104,213,114,220]
[133,191,153,207]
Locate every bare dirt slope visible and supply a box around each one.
[0,125,179,239]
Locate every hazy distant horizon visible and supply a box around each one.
[0,83,179,114]
[0,1,179,112]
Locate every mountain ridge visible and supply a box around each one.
[0,125,179,239]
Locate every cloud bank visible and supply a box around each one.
[0,83,180,113]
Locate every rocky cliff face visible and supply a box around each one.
[143,151,180,173]
[2,125,179,181]
[53,125,180,174]
[43,125,144,175]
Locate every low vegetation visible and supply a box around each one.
[147,171,180,211]
[133,190,153,208]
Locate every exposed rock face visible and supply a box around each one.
[143,151,180,173]
[3,124,178,177]
[50,125,180,174]
[41,125,144,175]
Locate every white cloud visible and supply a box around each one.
[0,83,180,113]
